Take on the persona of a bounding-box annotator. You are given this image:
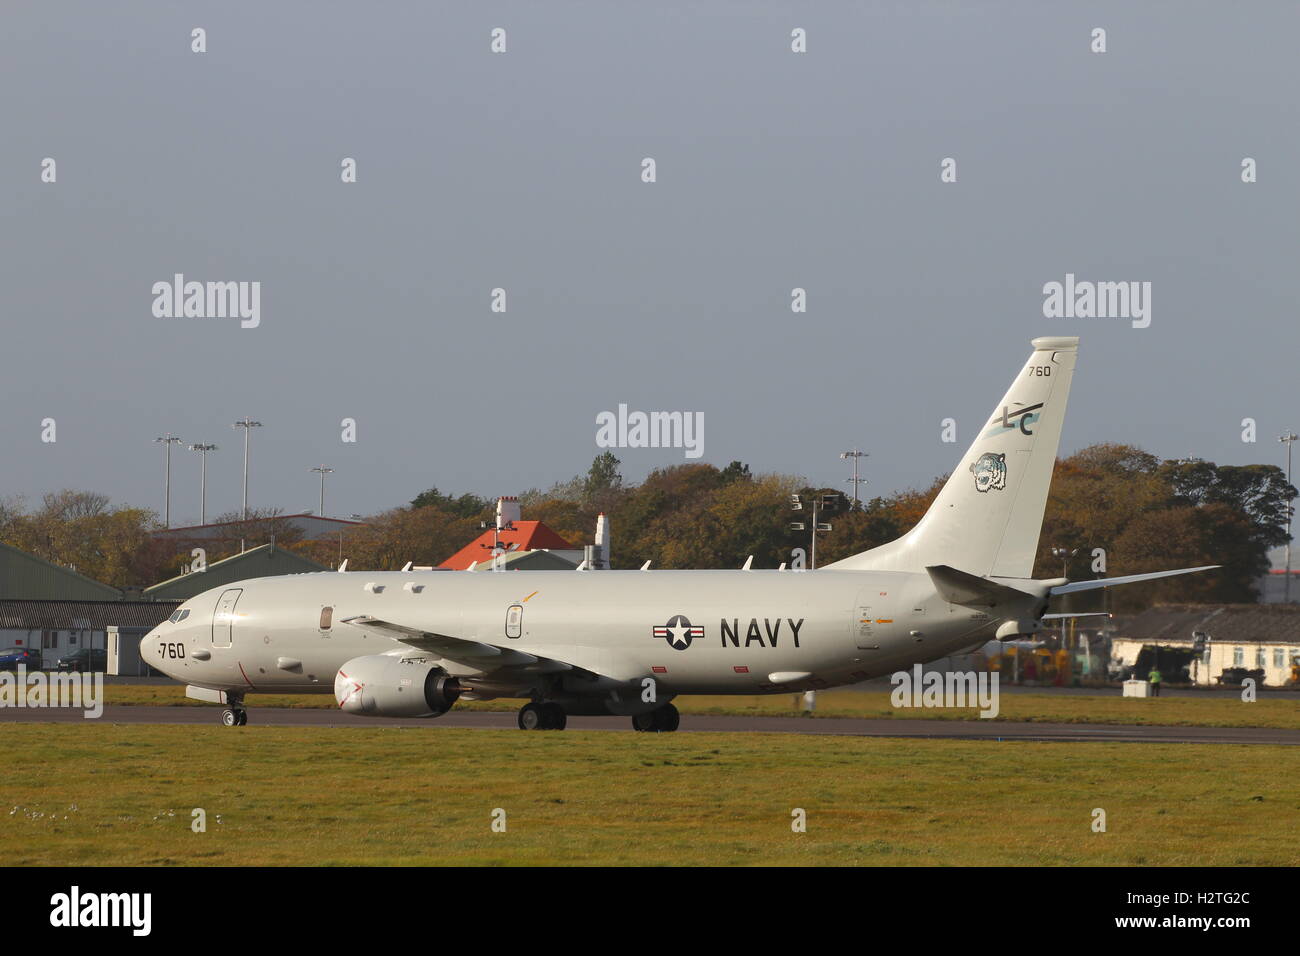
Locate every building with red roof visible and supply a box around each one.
[439,520,581,570]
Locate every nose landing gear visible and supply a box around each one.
[220,697,247,726]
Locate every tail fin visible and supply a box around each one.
[826,336,1078,578]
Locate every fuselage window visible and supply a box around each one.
[320,606,333,630]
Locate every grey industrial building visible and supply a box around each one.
[0,541,176,666]
[144,542,328,601]
[0,538,327,670]
[0,599,178,668]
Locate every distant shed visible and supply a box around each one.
[144,543,329,601]
[0,540,122,601]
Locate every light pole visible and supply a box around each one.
[311,465,334,517]
[189,443,218,525]
[1281,433,1297,603]
[1051,546,1079,649]
[154,434,183,527]
[1051,546,1079,581]
[841,449,868,510]
[231,418,263,522]
[790,493,839,569]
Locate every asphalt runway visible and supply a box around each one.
[2,704,1296,745]
[101,675,1300,700]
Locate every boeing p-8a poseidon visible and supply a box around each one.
[144,337,1214,730]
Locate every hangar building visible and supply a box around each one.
[144,542,329,601]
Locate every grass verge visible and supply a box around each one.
[102,684,1300,729]
[3,724,1296,866]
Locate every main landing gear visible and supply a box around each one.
[517,701,567,730]
[632,703,680,733]
[515,701,680,731]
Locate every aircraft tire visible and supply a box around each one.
[541,702,567,730]
[632,704,680,732]
[221,709,238,727]
[656,703,680,732]
[518,702,545,730]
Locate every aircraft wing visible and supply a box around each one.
[339,614,574,675]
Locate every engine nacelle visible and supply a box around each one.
[334,655,461,718]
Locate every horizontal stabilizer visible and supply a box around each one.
[1049,566,1219,596]
[926,565,1035,608]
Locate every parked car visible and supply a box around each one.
[1216,666,1266,687]
[55,648,107,672]
[0,647,43,671]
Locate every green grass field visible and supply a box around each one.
[3,724,1296,866]
[104,684,1300,729]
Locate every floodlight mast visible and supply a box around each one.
[311,465,334,517]
[232,417,262,552]
[154,434,184,527]
[189,443,218,524]
[231,418,263,522]
[840,449,868,510]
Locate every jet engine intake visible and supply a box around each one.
[334,655,461,718]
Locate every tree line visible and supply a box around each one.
[1,444,1291,611]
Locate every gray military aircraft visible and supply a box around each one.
[142,337,1215,730]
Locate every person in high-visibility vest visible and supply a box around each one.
[1148,666,1162,697]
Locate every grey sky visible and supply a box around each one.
[2,2,1297,526]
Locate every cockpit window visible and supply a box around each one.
[169,609,190,623]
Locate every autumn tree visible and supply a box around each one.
[0,490,164,587]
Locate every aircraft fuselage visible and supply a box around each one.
[144,568,1024,699]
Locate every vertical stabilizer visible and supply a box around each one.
[825,337,1078,578]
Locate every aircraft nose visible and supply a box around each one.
[140,628,163,671]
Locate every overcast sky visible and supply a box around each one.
[2,2,1297,525]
